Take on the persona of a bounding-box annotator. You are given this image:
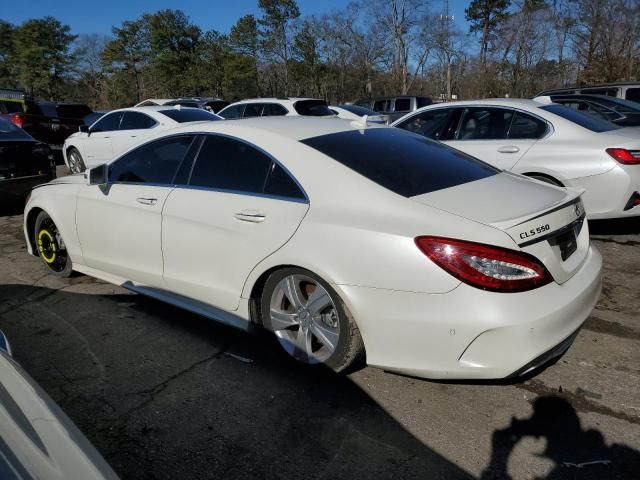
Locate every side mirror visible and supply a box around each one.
[79,125,89,134]
[86,164,108,185]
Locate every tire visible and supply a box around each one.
[34,211,73,277]
[260,267,364,372]
[528,174,563,187]
[67,147,86,174]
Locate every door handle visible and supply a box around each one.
[136,197,157,205]
[234,211,266,223]
[497,145,520,153]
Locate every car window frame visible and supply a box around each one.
[118,111,159,131]
[451,106,550,141]
[179,133,309,203]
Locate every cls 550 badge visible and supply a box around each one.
[520,224,550,240]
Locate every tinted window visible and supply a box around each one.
[109,135,195,184]
[56,104,92,119]
[264,163,305,199]
[626,88,640,102]
[205,101,229,113]
[337,104,378,117]
[219,104,244,119]
[34,103,57,117]
[301,129,497,197]
[394,98,411,111]
[581,88,617,97]
[190,136,272,193]
[397,109,453,140]
[0,118,32,140]
[294,100,333,116]
[263,103,288,116]
[373,99,391,112]
[416,97,432,108]
[120,111,156,130]
[540,104,619,132]
[0,101,23,114]
[508,112,547,139]
[456,108,514,140]
[159,109,220,123]
[91,112,123,132]
[243,103,263,118]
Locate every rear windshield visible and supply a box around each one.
[540,104,620,132]
[0,118,32,140]
[337,104,380,117]
[57,104,92,118]
[0,100,23,114]
[294,100,333,116]
[301,128,498,197]
[159,108,220,123]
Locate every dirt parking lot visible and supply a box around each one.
[0,169,639,479]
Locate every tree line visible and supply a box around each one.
[0,0,638,109]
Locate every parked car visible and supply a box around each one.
[63,106,221,173]
[0,330,119,479]
[354,96,433,123]
[392,98,640,219]
[218,98,334,119]
[537,82,640,102]
[164,97,229,113]
[0,88,28,115]
[0,101,92,152]
[25,117,602,380]
[330,104,388,124]
[134,98,175,107]
[0,118,56,201]
[543,94,640,127]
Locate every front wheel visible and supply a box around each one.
[67,147,86,174]
[260,268,364,372]
[34,211,73,277]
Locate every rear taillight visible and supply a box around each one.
[415,236,552,293]
[606,148,640,165]
[10,114,23,128]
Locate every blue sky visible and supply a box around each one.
[3,0,472,36]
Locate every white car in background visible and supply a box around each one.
[330,104,388,124]
[25,118,601,380]
[392,98,640,219]
[218,98,334,119]
[62,106,221,173]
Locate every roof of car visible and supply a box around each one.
[171,116,384,141]
[419,98,545,109]
[231,97,320,104]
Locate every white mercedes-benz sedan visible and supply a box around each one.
[62,106,221,173]
[24,118,602,379]
[392,98,640,219]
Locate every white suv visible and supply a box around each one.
[218,98,334,119]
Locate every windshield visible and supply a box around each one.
[301,128,498,197]
[0,118,33,141]
[159,109,221,123]
[540,104,620,132]
[294,100,333,116]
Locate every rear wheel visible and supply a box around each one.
[34,211,73,277]
[260,267,364,372]
[67,148,86,174]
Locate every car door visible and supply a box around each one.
[76,134,197,287]
[162,134,309,311]
[445,107,547,170]
[81,112,123,165]
[112,111,158,157]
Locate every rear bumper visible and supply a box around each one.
[572,165,640,219]
[335,245,602,380]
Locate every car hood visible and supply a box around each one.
[411,172,587,284]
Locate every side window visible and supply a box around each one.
[264,163,305,199]
[373,99,391,112]
[263,103,288,116]
[582,88,618,97]
[119,111,156,130]
[397,109,453,140]
[220,104,244,119]
[394,98,411,112]
[625,88,640,102]
[108,135,195,184]
[456,108,514,140]
[189,135,272,194]
[508,112,548,139]
[91,112,123,132]
[243,103,263,118]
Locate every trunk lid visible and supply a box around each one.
[411,172,589,284]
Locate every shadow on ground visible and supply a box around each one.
[588,217,640,236]
[0,284,638,479]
